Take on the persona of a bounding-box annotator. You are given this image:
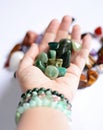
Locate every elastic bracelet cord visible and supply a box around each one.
[15,87,72,124]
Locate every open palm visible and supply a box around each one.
[17,16,91,101]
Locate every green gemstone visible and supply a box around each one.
[48,50,56,59]
[56,39,72,58]
[39,87,45,91]
[52,90,58,95]
[58,67,67,77]
[35,60,45,72]
[29,99,36,107]
[15,111,21,124]
[37,52,48,63]
[21,93,26,99]
[45,65,59,79]
[32,91,38,96]
[23,103,30,111]
[72,40,82,51]
[26,89,32,94]
[48,59,56,66]
[38,90,45,95]
[58,93,65,99]
[48,42,59,50]
[55,59,63,67]
[17,106,24,114]
[62,50,71,68]
[32,88,38,92]
[42,97,50,106]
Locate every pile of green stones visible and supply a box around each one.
[34,38,81,79]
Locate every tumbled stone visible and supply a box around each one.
[97,55,103,64]
[37,52,48,63]
[58,67,67,77]
[72,40,82,51]
[56,39,72,58]
[94,26,102,36]
[90,49,97,56]
[48,50,56,59]
[55,59,63,67]
[100,37,103,45]
[9,51,24,71]
[22,31,37,46]
[98,46,103,56]
[45,65,59,79]
[35,60,45,72]
[96,64,103,73]
[48,42,59,50]
[62,50,71,68]
[4,44,22,67]
[48,59,56,66]
[78,74,88,89]
[87,69,98,86]
[35,34,43,44]
[21,45,29,53]
[86,54,96,68]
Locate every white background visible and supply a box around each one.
[0,0,103,130]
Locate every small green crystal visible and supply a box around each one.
[58,67,67,77]
[35,60,45,72]
[45,65,59,79]
[72,40,82,51]
[37,52,48,63]
[48,42,59,50]
[48,50,56,59]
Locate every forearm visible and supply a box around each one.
[16,107,71,130]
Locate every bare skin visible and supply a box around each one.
[16,15,91,130]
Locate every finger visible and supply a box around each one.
[39,19,59,53]
[63,35,91,93]
[19,44,39,69]
[55,15,72,42]
[71,34,91,72]
[71,24,81,41]
[71,25,81,61]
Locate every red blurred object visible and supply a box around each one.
[94,26,102,36]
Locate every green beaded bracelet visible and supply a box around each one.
[15,88,72,125]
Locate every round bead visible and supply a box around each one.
[9,51,24,71]
[45,65,59,79]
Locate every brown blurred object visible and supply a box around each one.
[78,74,88,89]
[87,69,98,86]
[22,31,38,46]
[86,54,96,68]
[100,37,103,45]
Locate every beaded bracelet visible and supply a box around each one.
[15,87,72,125]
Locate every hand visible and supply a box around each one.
[17,15,91,101]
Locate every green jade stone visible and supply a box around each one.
[45,65,59,79]
[48,58,63,67]
[58,67,67,77]
[55,59,63,67]
[37,52,48,63]
[48,50,56,59]
[15,112,21,124]
[35,60,45,72]
[56,39,72,58]
[48,42,59,50]
[62,50,71,68]
[48,59,56,66]
[72,40,82,51]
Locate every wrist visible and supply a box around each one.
[17,107,71,130]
